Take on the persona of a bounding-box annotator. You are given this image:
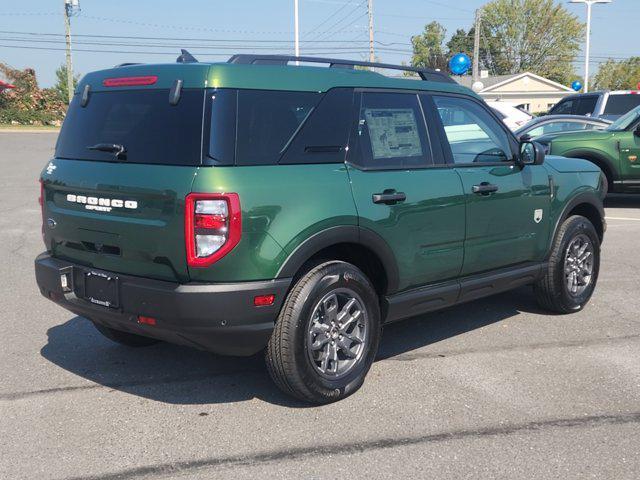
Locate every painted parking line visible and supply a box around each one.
[605,216,640,221]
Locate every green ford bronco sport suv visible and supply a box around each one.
[35,53,606,404]
[536,105,640,194]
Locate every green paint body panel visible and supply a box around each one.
[41,60,605,300]
[540,128,640,192]
[347,166,465,291]
[189,164,357,283]
[42,160,196,282]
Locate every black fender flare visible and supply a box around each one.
[548,191,605,259]
[276,225,400,294]
[562,149,618,182]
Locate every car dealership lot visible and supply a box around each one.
[1,132,639,480]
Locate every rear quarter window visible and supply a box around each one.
[235,90,321,166]
[56,89,205,166]
[604,94,640,115]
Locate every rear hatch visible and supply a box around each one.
[41,64,210,282]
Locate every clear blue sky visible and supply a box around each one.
[0,0,637,87]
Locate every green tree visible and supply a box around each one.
[446,28,475,58]
[53,64,79,104]
[0,63,67,125]
[593,57,640,90]
[410,21,448,71]
[479,0,584,84]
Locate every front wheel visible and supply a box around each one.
[534,215,600,313]
[266,261,381,404]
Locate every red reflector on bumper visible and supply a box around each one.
[137,315,157,326]
[103,75,158,87]
[254,294,275,307]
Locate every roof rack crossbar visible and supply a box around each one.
[227,54,454,84]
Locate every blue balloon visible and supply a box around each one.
[571,80,582,92]
[449,53,471,76]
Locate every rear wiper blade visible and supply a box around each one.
[88,143,127,159]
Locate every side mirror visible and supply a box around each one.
[634,125,640,137]
[519,140,545,166]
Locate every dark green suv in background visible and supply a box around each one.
[35,54,606,404]
[537,106,640,193]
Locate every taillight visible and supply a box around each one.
[185,193,241,267]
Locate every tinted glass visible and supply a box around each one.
[206,89,237,165]
[235,89,320,165]
[353,92,431,169]
[434,95,512,164]
[574,96,598,115]
[527,121,590,137]
[604,94,640,115]
[549,99,574,115]
[280,88,353,165]
[56,89,204,165]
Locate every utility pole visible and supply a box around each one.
[472,9,482,83]
[570,0,612,93]
[294,0,300,57]
[63,0,80,104]
[367,0,375,63]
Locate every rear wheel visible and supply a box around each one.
[534,215,600,313]
[266,261,381,404]
[92,321,160,347]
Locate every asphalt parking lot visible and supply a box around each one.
[1,131,639,480]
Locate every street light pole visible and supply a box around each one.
[569,0,612,93]
[294,0,300,57]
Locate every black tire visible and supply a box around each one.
[534,215,600,313]
[266,261,381,404]
[92,321,160,347]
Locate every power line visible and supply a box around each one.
[0,43,370,56]
[303,0,355,37]
[306,1,367,43]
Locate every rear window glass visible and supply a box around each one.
[235,90,320,165]
[549,99,573,115]
[574,96,598,115]
[56,89,204,165]
[604,94,640,115]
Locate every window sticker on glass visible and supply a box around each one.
[364,108,423,159]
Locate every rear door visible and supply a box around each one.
[43,85,205,282]
[431,94,551,276]
[347,90,465,293]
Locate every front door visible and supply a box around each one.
[617,129,640,188]
[431,94,551,276]
[347,91,466,293]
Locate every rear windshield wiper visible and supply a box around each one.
[88,143,127,160]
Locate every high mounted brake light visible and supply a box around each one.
[102,75,158,87]
[185,193,241,268]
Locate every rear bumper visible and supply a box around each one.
[35,253,291,356]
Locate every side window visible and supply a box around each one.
[235,90,320,165]
[603,94,640,115]
[352,92,432,169]
[280,88,354,165]
[433,95,513,164]
[574,96,598,116]
[550,99,574,115]
[206,89,237,166]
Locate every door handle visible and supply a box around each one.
[372,190,407,205]
[472,182,499,195]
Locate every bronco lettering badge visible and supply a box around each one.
[66,194,138,212]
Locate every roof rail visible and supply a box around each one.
[227,54,455,83]
[114,63,143,68]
